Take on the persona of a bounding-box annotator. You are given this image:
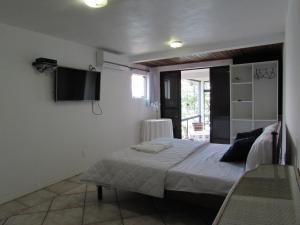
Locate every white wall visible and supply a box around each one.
[0,23,155,204]
[284,0,300,168]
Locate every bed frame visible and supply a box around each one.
[272,121,282,164]
[97,122,283,203]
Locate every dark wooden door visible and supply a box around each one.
[160,71,182,139]
[210,66,230,143]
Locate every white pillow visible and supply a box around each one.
[263,123,278,134]
[245,123,278,171]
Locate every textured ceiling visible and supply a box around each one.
[0,0,288,56]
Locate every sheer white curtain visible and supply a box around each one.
[148,68,160,118]
[148,68,159,104]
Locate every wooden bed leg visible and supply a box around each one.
[97,186,103,201]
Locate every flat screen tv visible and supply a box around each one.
[55,67,101,101]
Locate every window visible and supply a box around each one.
[164,79,171,99]
[204,81,210,90]
[181,79,200,118]
[131,74,147,98]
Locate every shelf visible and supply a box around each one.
[231,119,252,121]
[232,102,252,119]
[253,68,278,120]
[230,61,278,142]
[231,64,252,84]
[231,120,253,141]
[231,82,252,85]
[232,101,253,103]
[231,84,252,102]
[254,119,277,122]
[254,120,278,129]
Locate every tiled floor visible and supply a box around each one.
[0,175,219,225]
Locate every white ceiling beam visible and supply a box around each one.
[130,33,285,63]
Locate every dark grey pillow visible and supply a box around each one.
[220,136,257,162]
[236,128,263,140]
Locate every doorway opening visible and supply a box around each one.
[181,69,210,141]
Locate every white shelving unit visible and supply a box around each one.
[230,61,278,143]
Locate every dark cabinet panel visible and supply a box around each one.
[210,66,230,144]
[160,71,181,139]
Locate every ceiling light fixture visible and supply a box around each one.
[169,40,183,48]
[84,0,108,8]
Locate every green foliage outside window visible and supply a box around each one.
[181,80,199,119]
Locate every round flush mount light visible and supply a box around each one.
[84,0,108,8]
[169,40,183,48]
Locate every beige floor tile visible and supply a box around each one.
[19,200,52,214]
[84,192,98,205]
[119,198,156,218]
[46,181,81,195]
[0,201,27,220]
[0,175,218,225]
[50,193,84,210]
[63,184,86,195]
[89,220,123,225]
[17,190,56,207]
[4,212,46,225]
[67,175,83,184]
[87,184,97,192]
[85,190,116,205]
[83,203,121,224]
[123,214,164,225]
[43,208,83,225]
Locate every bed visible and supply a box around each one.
[166,143,245,196]
[81,122,282,201]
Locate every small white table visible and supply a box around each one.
[141,119,174,142]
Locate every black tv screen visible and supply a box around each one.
[55,67,101,101]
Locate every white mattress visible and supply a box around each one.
[166,143,245,196]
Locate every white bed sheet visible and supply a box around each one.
[166,143,245,196]
[81,138,207,198]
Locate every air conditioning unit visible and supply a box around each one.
[96,49,130,71]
